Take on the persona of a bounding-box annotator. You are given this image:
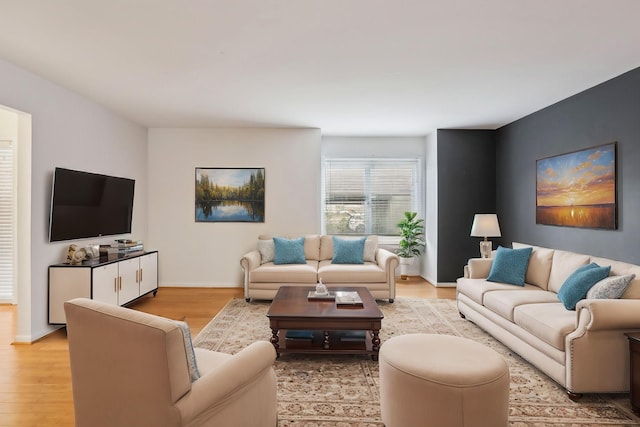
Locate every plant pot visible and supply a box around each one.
[398,256,414,280]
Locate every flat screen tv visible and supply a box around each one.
[49,167,135,242]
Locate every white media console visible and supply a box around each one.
[48,251,158,324]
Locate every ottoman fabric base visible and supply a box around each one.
[379,333,510,427]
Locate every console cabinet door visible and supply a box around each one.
[117,258,140,305]
[92,263,119,305]
[139,252,158,296]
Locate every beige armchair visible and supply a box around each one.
[64,298,277,427]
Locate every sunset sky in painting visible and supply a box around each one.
[536,144,616,207]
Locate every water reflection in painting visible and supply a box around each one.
[536,143,616,229]
[195,168,265,222]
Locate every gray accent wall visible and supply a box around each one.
[496,67,640,264]
[437,129,497,282]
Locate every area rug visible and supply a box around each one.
[193,298,640,426]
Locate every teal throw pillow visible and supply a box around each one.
[332,236,366,264]
[273,237,306,264]
[557,263,611,310]
[486,246,533,286]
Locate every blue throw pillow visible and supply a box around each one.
[332,236,366,264]
[486,246,533,286]
[273,237,306,264]
[558,263,611,310]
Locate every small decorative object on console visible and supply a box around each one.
[65,244,86,265]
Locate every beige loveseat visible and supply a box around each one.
[457,242,640,398]
[65,298,277,427]
[240,234,399,302]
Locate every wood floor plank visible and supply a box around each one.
[0,278,448,426]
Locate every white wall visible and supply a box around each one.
[0,58,148,341]
[423,132,438,284]
[147,128,321,287]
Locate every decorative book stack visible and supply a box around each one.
[335,291,364,307]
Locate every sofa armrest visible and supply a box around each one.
[240,251,262,299]
[240,250,261,272]
[576,299,640,331]
[467,258,493,279]
[376,248,398,270]
[175,341,276,424]
[376,248,399,300]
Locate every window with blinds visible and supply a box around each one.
[321,158,421,236]
[0,140,14,302]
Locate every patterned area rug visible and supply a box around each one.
[193,298,640,426]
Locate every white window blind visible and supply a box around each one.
[322,158,421,236]
[0,140,14,302]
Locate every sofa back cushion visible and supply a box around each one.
[591,256,640,299]
[547,250,590,293]
[320,235,378,262]
[259,234,320,261]
[512,242,555,290]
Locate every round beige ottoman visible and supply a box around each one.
[379,334,510,427]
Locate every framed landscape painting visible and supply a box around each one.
[195,168,265,222]
[536,143,617,229]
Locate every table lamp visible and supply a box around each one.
[470,214,501,258]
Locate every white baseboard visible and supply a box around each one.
[434,281,457,288]
[159,282,242,288]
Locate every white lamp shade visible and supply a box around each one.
[470,214,501,238]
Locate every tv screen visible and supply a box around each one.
[49,168,135,242]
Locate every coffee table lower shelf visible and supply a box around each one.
[272,329,380,360]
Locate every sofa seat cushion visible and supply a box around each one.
[318,260,386,283]
[513,303,576,351]
[193,348,232,376]
[456,278,542,305]
[483,290,560,322]
[250,261,318,283]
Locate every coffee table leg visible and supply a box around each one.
[372,329,381,361]
[270,328,280,357]
[323,331,330,350]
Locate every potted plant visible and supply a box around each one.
[396,211,425,280]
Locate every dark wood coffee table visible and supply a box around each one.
[266,286,384,360]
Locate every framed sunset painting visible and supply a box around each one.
[536,143,617,229]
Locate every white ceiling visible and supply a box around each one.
[1,1,640,136]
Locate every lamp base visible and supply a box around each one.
[479,241,493,258]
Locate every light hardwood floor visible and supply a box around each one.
[0,278,455,427]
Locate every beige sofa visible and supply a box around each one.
[240,234,399,302]
[64,298,277,427]
[457,242,640,398]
